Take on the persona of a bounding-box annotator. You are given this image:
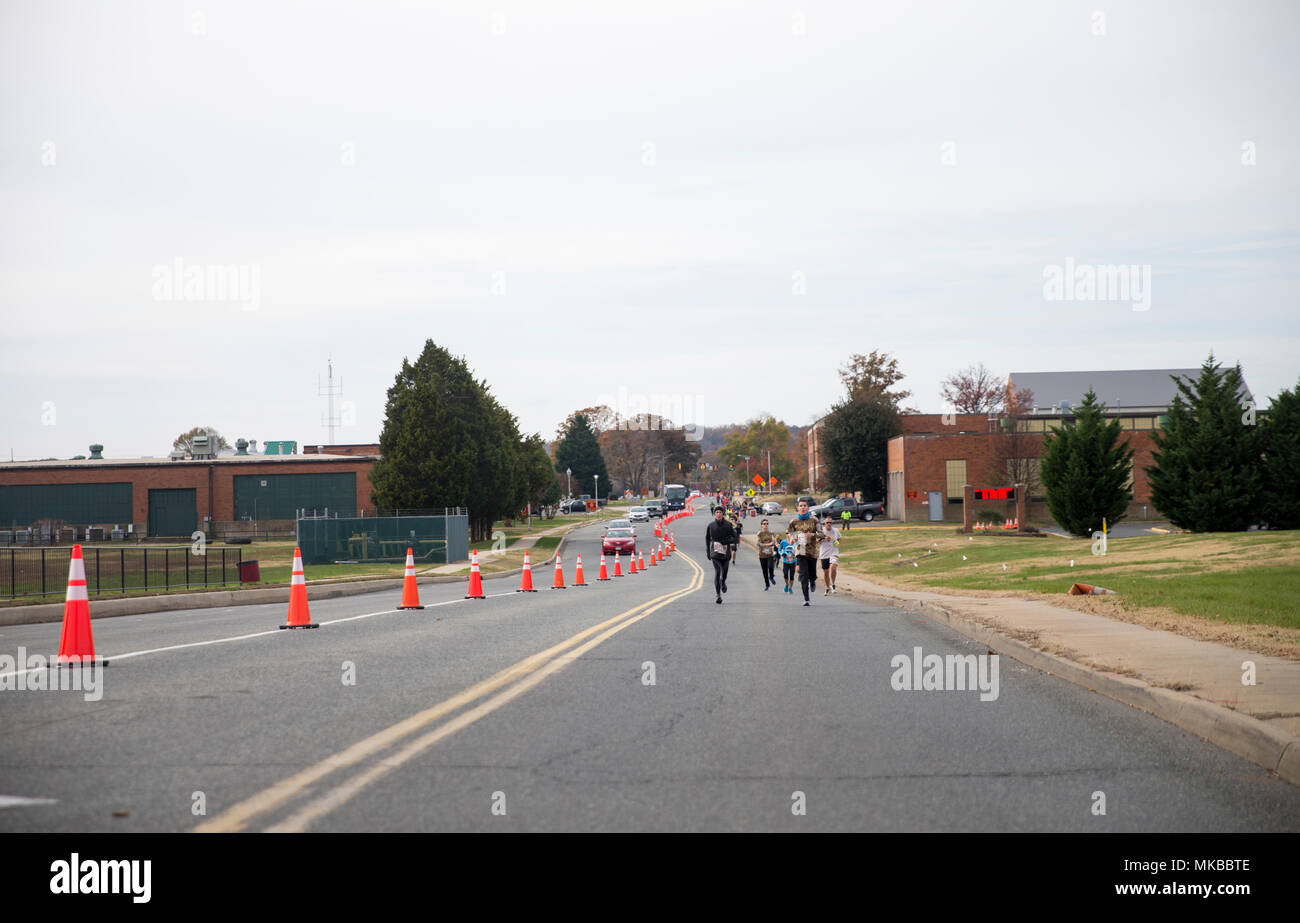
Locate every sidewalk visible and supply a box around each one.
[741,533,1300,787]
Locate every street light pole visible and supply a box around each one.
[594,475,599,517]
[566,467,571,500]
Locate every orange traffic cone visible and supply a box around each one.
[597,553,610,581]
[654,521,662,539]
[551,554,566,589]
[397,548,424,609]
[613,551,624,577]
[518,550,537,592]
[574,553,588,587]
[657,543,665,563]
[465,549,485,599]
[280,547,318,629]
[648,545,658,566]
[57,545,105,664]
[669,532,675,553]
[637,550,646,572]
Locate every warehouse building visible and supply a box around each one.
[0,442,379,541]
[886,368,1252,523]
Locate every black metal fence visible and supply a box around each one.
[1,546,243,600]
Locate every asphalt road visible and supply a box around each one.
[2,503,1298,832]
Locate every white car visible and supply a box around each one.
[628,506,650,522]
[603,519,633,534]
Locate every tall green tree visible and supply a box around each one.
[521,433,561,513]
[1260,380,1300,529]
[554,412,609,496]
[1147,357,1260,532]
[821,398,900,498]
[1040,389,1134,537]
[369,339,525,541]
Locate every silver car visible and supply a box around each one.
[628,506,650,522]
[760,501,783,515]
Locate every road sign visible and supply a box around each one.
[745,488,755,497]
[752,474,763,487]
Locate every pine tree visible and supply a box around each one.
[1040,389,1134,537]
[1258,379,1300,529]
[1147,356,1260,532]
[553,413,609,496]
[369,340,525,540]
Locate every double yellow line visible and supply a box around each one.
[194,551,704,833]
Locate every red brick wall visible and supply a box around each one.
[889,430,1161,523]
[0,459,377,532]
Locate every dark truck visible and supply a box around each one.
[812,495,885,522]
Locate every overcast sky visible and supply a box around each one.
[2,0,1297,459]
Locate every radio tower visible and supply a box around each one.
[319,356,344,445]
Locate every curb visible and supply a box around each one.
[738,532,1300,788]
[0,533,576,627]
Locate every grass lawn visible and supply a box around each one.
[832,525,1300,654]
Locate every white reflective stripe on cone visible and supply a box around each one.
[66,582,89,602]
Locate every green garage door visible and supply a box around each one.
[148,488,197,537]
[0,482,133,526]
[232,473,356,520]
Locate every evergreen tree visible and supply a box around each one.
[821,397,900,499]
[1147,356,1260,532]
[1040,389,1134,537]
[554,413,609,495]
[1258,379,1299,529]
[369,340,525,541]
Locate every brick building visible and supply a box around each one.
[0,446,379,539]
[886,368,1249,524]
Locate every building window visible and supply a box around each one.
[945,459,966,504]
[1025,418,1046,433]
[1134,416,1153,430]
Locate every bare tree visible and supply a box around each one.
[986,384,1041,494]
[173,427,230,454]
[939,363,1004,414]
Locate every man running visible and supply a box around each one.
[820,517,841,595]
[705,506,738,604]
[786,498,822,606]
[756,518,777,590]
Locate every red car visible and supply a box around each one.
[601,527,637,557]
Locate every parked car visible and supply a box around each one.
[760,501,784,515]
[559,498,588,513]
[644,500,666,517]
[796,495,818,508]
[601,527,637,557]
[628,506,650,522]
[812,496,886,522]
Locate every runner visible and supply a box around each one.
[756,518,777,590]
[705,506,737,604]
[786,498,822,606]
[778,537,797,594]
[820,517,841,595]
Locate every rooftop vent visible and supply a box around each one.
[88,444,104,460]
[235,438,249,456]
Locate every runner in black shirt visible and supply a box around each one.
[705,507,738,604]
